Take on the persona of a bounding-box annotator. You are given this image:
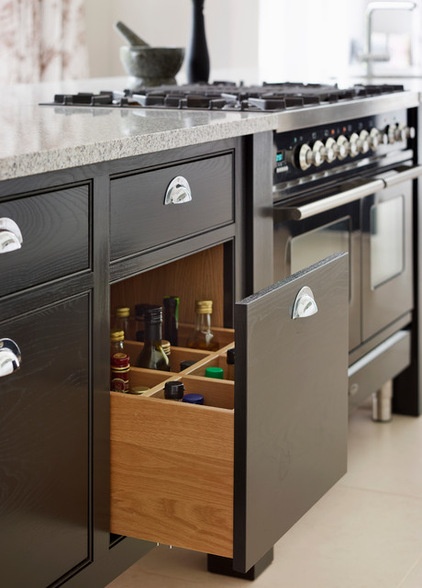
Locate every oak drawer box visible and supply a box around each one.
[0,185,90,296]
[110,373,235,558]
[110,154,234,260]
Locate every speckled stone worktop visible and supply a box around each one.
[0,77,279,181]
[2,76,421,182]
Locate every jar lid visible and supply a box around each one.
[182,393,204,405]
[226,348,235,365]
[110,330,124,342]
[116,306,130,317]
[129,385,150,395]
[205,366,224,379]
[195,300,213,314]
[164,380,185,400]
[180,359,196,371]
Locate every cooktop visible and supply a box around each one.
[44,81,405,112]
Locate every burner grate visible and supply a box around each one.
[44,82,405,113]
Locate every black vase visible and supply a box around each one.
[186,0,210,83]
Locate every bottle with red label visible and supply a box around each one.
[110,330,130,392]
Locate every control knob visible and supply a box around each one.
[323,137,336,163]
[296,141,324,170]
[358,130,370,154]
[336,135,349,160]
[368,128,383,150]
[349,133,360,157]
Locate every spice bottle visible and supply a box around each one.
[186,300,219,351]
[136,307,170,371]
[226,347,235,380]
[163,296,179,346]
[112,306,132,339]
[110,330,130,392]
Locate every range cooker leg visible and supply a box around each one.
[207,548,274,581]
[372,380,393,422]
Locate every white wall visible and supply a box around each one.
[84,0,420,84]
[85,0,260,83]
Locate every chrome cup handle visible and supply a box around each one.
[0,218,23,253]
[164,176,192,205]
[292,286,319,319]
[0,338,21,377]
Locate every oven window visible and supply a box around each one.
[290,218,350,275]
[370,195,404,289]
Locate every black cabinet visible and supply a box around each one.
[0,135,350,586]
[0,293,91,587]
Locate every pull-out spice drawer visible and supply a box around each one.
[110,153,234,261]
[110,363,235,558]
[110,253,349,574]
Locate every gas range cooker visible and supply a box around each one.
[46,81,406,112]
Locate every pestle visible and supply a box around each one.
[114,21,149,47]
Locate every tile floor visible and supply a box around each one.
[107,400,422,588]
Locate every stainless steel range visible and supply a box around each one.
[46,80,422,417]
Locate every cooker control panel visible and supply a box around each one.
[274,111,415,182]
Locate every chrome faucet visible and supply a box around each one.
[362,1,417,77]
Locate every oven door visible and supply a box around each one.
[273,187,362,351]
[362,170,414,341]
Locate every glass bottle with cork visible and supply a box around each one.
[112,306,133,340]
[187,299,219,351]
[136,306,170,371]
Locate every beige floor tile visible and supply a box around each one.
[343,404,422,499]
[107,405,422,588]
[399,555,422,587]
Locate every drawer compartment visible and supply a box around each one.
[110,252,349,573]
[110,154,234,260]
[0,185,90,296]
[110,375,235,557]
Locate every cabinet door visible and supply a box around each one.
[233,253,348,572]
[0,294,90,587]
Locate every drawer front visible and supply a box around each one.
[0,293,90,587]
[0,185,90,297]
[110,154,234,260]
[110,385,234,558]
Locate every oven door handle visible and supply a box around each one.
[275,164,422,221]
[274,178,385,220]
[378,164,422,187]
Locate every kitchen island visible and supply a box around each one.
[0,78,420,588]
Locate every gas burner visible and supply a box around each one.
[45,82,405,113]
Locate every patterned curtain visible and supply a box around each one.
[0,0,89,84]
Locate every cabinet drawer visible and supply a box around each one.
[0,185,90,296]
[110,351,235,558]
[110,154,234,260]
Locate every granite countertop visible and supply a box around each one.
[0,77,279,181]
[2,76,421,182]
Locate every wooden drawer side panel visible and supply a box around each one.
[110,394,234,557]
